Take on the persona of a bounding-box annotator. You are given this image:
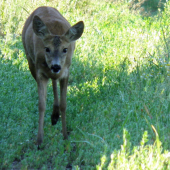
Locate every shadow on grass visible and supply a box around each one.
[65,51,170,168]
[129,0,167,16]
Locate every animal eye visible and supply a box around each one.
[45,47,50,53]
[63,48,68,53]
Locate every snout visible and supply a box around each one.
[51,64,61,73]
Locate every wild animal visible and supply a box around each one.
[22,6,84,147]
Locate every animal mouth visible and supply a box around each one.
[51,64,61,73]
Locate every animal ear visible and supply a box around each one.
[64,21,84,42]
[33,15,50,38]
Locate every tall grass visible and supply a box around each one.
[1,0,170,169]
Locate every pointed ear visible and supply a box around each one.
[64,21,84,42]
[33,15,50,39]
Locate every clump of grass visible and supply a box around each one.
[129,0,167,16]
[97,129,170,169]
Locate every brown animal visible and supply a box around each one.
[22,6,84,147]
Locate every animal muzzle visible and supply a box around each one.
[51,64,61,73]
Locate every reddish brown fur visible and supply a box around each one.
[22,6,84,147]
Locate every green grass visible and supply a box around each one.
[1,0,170,169]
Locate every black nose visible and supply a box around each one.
[51,64,61,73]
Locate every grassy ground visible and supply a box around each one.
[1,0,170,169]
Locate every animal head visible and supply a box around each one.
[33,15,84,73]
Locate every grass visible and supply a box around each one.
[1,0,170,169]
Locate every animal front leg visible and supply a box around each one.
[51,80,60,125]
[37,78,48,146]
[60,78,68,140]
